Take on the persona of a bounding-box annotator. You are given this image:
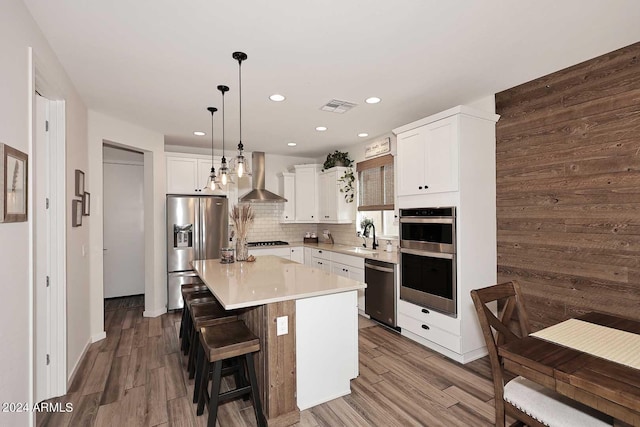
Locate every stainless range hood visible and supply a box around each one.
[239,152,287,203]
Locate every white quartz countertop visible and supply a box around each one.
[192,255,366,310]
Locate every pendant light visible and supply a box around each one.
[231,51,250,178]
[206,106,218,190]
[217,84,231,186]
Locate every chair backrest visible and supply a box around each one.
[470,281,532,423]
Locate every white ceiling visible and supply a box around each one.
[24,0,640,157]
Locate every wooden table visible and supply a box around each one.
[499,312,640,426]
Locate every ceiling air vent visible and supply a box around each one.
[320,99,357,114]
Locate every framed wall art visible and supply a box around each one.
[82,192,90,216]
[72,199,82,227]
[75,169,84,197]
[0,143,28,223]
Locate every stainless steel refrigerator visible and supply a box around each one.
[166,195,228,310]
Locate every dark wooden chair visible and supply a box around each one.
[471,281,613,427]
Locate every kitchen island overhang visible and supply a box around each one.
[191,256,366,425]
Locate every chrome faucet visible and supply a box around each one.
[363,223,378,250]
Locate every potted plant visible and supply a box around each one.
[322,150,353,171]
[338,169,355,203]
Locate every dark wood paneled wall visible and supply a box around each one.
[495,42,640,331]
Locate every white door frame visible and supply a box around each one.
[30,49,67,405]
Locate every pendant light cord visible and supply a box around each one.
[211,110,214,166]
[238,58,243,149]
[222,90,225,160]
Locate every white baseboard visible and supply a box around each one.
[67,339,91,390]
[143,307,167,318]
[91,331,107,343]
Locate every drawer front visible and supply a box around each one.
[311,248,331,260]
[311,257,331,272]
[248,247,291,258]
[398,313,461,352]
[331,252,364,269]
[398,299,459,335]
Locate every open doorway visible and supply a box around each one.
[102,144,145,304]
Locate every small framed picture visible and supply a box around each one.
[72,199,82,227]
[75,169,85,197]
[1,143,28,223]
[82,192,90,216]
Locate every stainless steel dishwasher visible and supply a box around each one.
[365,259,398,329]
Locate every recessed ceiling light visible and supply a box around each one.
[269,94,286,102]
[193,131,206,136]
[365,97,381,104]
[358,133,369,138]
[315,126,327,132]
[287,142,297,147]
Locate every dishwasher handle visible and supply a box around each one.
[365,263,395,273]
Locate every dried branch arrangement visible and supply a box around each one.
[230,204,254,239]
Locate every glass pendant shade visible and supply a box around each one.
[217,84,234,186]
[231,51,250,178]
[204,106,218,190]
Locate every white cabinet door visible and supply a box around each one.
[318,168,354,223]
[303,247,313,266]
[167,157,199,194]
[318,172,333,221]
[295,165,319,222]
[397,116,458,196]
[281,172,295,223]
[197,158,214,191]
[397,129,426,196]
[248,247,291,259]
[424,116,458,193]
[290,246,304,264]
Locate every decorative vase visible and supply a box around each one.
[236,236,248,261]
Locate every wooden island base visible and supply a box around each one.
[240,301,300,426]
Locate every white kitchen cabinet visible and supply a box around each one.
[311,248,331,271]
[280,172,296,223]
[318,167,355,224]
[303,247,313,266]
[294,164,321,222]
[289,246,304,264]
[166,153,237,201]
[393,105,500,364]
[396,115,458,196]
[330,252,365,314]
[167,156,200,194]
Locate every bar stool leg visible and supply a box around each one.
[245,353,267,427]
[188,324,198,378]
[196,356,210,416]
[193,342,204,404]
[207,361,223,427]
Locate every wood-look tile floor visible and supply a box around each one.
[37,296,499,427]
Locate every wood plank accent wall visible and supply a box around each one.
[495,42,640,331]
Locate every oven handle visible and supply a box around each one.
[400,217,454,224]
[400,248,454,260]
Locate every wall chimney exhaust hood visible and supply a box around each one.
[239,152,287,203]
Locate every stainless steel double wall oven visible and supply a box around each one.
[399,207,457,317]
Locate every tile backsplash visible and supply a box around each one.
[231,203,398,250]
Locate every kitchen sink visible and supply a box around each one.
[345,247,379,256]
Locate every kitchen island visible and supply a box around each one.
[191,255,366,426]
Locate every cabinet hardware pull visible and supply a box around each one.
[418,186,422,190]
[421,324,430,330]
[421,308,430,314]
[425,185,429,189]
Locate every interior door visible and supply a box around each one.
[35,94,51,402]
[103,161,145,298]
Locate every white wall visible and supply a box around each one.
[0,0,88,424]
[88,111,166,341]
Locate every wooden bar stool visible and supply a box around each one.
[181,290,214,355]
[179,284,210,338]
[196,320,266,427]
[187,301,238,379]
